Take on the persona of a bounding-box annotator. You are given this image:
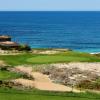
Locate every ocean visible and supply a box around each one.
[0,11,100,53]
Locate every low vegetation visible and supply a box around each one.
[77,79,100,90]
[18,44,31,51]
[0,51,100,65]
[0,50,100,100]
[0,70,22,80]
[0,88,100,100]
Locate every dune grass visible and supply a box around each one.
[0,51,99,66]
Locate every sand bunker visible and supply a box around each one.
[32,72,79,92]
[12,66,79,92]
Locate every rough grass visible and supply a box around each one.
[0,50,100,99]
[0,70,22,80]
[0,51,99,66]
[0,88,100,100]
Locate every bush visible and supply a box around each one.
[18,44,31,51]
[0,65,11,71]
[77,79,100,90]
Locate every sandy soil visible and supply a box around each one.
[52,63,100,74]
[12,62,100,92]
[32,72,79,92]
[12,78,34,88]
[0,60,7,66]
[32,50,60,54]
[13,66,33,74]
[32,49,69,54]
[12,66,80,92]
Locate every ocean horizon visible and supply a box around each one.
[0,11,100,53]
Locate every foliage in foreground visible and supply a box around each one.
[0,88,100,100]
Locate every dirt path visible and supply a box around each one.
[12,66,80,92]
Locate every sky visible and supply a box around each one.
[0,0,100,11]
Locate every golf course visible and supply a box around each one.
[0,50,100,100]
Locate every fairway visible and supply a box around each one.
[27,55,91,64]
[0,89,100,100]
[0,93,95,100]
[0,51,100,65]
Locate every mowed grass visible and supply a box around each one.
[27,55,91,64]
[0,70,22,80]
[0,88,100,100]
[0,51,100,100]
[0,93,94,100]
[0,51,100,65]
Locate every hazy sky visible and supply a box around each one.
[0,0,100,11]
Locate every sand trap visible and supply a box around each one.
[13,66,33,74]
[11,63,100,92]
[12,66,79,92]
[12,78,34,88]
[13,72,79,92]
[32,72,79,92]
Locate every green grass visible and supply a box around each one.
[27,55,91,64]
[0,51,100,65]
[0,93,94,100]
[0,88,100,100]
[0,50,100,99]
[0,54,32,66]
[0,70,22,80]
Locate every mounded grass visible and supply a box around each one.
[0,51,100,65]
[0,70,22,80]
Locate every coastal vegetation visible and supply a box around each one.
[0,49,100,100]
[77,79,100,90]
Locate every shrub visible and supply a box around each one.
[77,79,100,90]
[18,44,31,51]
